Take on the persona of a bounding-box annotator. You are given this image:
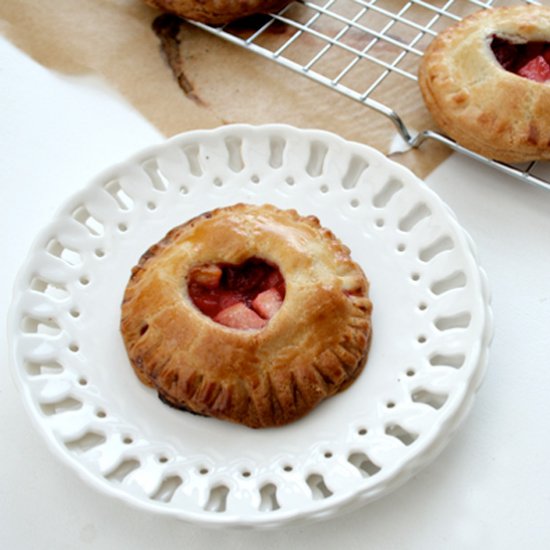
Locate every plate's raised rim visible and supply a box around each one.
[7,124,493,528]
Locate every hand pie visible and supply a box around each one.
[144,0,291,25]
[120,204,372,428]
[419,6,550,163]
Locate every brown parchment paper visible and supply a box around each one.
[0,0,452,178]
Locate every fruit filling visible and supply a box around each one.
[187,257,285,330]
[491,36,550,82]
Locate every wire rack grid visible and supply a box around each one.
[189,0,550,191]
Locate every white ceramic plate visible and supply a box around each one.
[8,125,492,529]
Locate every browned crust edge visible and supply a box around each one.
[145,0,292,25]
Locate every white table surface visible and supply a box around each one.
[2,36,550,549]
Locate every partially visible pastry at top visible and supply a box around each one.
[120,203,372,428]
[418,5,550,163]
[144,0,292,24]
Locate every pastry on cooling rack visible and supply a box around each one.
[120,204,372,428]
[144,0,291,24]
[418,5,550,163]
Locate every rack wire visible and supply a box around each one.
[189,0,550,191]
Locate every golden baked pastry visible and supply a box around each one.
[144,0,291,25]
[120,204,372,428]
[418,6,550,163]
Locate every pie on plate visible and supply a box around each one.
[120,203,372,428]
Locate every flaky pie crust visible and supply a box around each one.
[418,6,550,163]
[120,204,372,428]
[144,0,291,24]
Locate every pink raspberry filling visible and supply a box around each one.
[491,36,550,83]
[188,258,285,330]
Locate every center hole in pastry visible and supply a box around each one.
[491,36,550,82]
[187,257,285,330]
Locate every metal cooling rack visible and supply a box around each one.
[189,0,550,191]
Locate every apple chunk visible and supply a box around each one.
[189,264,222,289]
[252,288,283,320]
[518,55,550,82]
[214,302,267,329]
